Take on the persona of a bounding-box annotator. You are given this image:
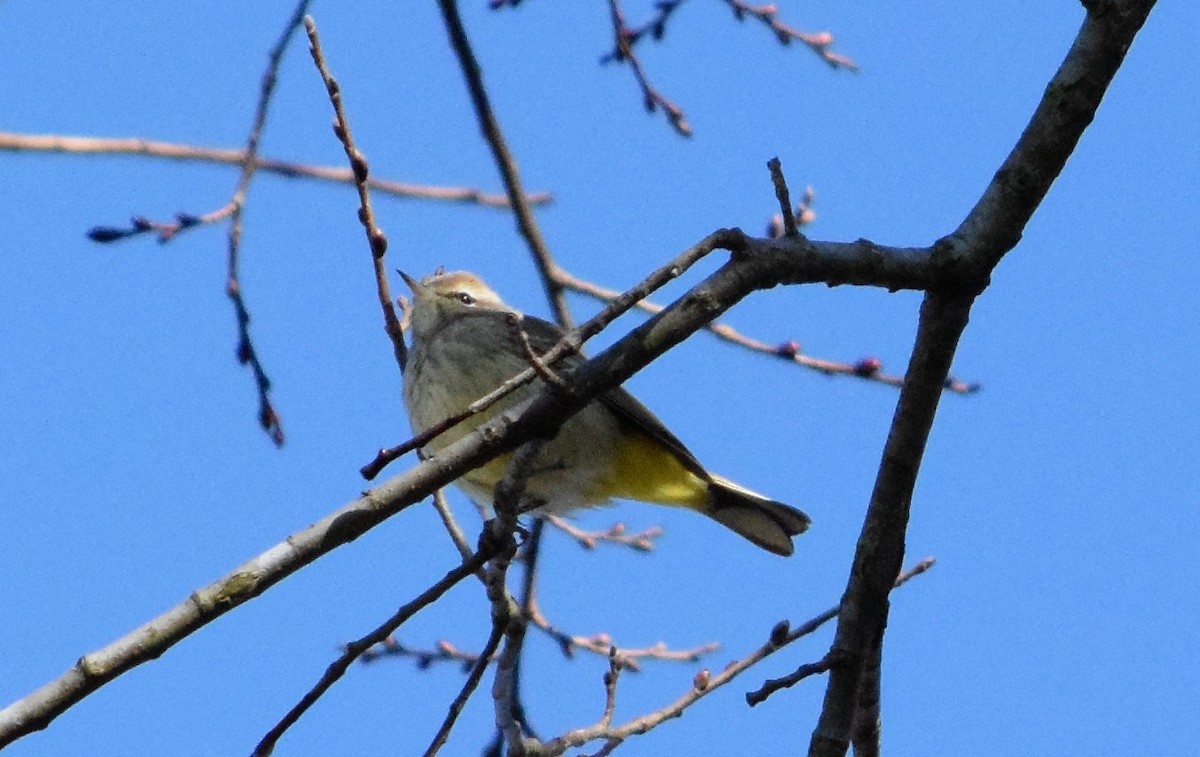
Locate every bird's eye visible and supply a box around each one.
[456,292,476,306]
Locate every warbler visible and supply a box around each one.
[400,270,810,556]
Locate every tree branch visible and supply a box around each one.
[436,0,574,327]
[252,544,500,756]
[215,0,315,447]
[809,3,1157,754]
[542,559,933,755]
[605,0,693,137]
[543,515,662,552]
[550,259,980,394]
[304,15,408,375]
[720,0,857,71]
[0,132,550,208]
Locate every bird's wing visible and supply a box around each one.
[518,314,710,480]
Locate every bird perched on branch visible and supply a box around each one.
[400,270,810,556]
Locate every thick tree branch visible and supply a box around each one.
[551,262,980,394]
[945,0,1156,274]
[807,292,971,757]
[809,3,1156,755]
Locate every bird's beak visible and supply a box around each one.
[398,270,428,298]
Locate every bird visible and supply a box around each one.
[399,269,810,556]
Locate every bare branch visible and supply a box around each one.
[543,515,662,552]
[213,0,315,448]
[766,184,816,238]
[550,265,981,394]
[436,0,574,327]
[423,623,507,757]
[767,157,799,238]
[746,556,934,707]
[526,595,719,672]
[720,0,858,71]
[596,0,853,135]
[811,4,1157,753]
[305,15,408,376]
[253,544,501,756]
[0,132,551,208]
[541,558,934,755]
[604,0,693,137]
[507,314,568,389]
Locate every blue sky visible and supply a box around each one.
[2,2,1196,755]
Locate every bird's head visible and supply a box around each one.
[399,270,511,339]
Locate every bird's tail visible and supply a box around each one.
[704,475,810,557]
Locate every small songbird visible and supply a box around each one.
[400,270,810,556]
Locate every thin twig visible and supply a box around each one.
[251,545,498,757]
[605,0,692,137]
[423,622,507,757]
[747,556,934,706]
[86,203,237,244]
[507,314,568,389]
[436,0,573,327]
[432,487,476,563]
[218,0,313,448]
[598,0,687,62]
[305,15,408,375]
[601,649,622,725]
[360,637,484,669]
[359,595,716,675]
[750,653,842,699]
[766,184,816,238]
[576,650,625,757]
[2,132,550,208]
[721,0,858,71]
[539,558,934,755]
[767,157,798,238]
[598,0,854,135]
[525,594,719,672]
[543,515,662,552]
